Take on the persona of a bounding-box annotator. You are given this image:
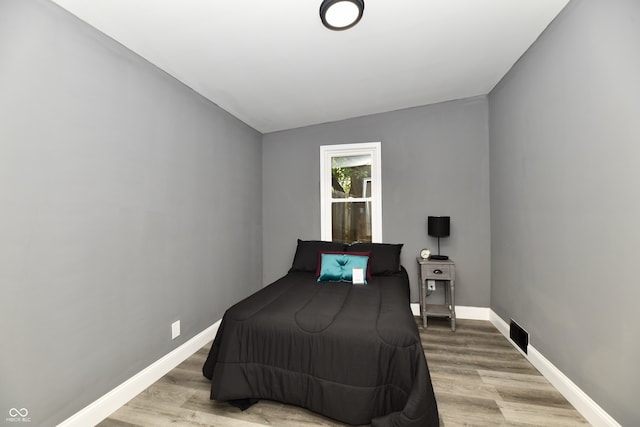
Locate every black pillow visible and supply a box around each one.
[347,242,403,275]
[289,239,347,273]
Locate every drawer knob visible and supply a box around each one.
[433,269,442,274]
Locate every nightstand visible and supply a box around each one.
[417,258,456,331]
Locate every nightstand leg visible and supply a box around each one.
[422,284,427,328]
[450,279,456,331]
[419,271,427,328]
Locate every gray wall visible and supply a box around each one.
[489,0,640,425]
[0,1,262,425]
[263,97,491,305]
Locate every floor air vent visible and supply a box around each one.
[509,319,529,354]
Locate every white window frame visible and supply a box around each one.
[320,142,382,243]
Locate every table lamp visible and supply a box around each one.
[428,216,450,260]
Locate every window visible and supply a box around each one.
[320,142,382,243]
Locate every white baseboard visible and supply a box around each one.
[410,303,490,321]
[57,320,221,427]
[489,311,621,427]
[456,305,490,320]
[489,310,512,344]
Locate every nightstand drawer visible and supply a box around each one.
[424,264,452,280]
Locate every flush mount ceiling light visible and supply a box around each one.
[320,0,365,31]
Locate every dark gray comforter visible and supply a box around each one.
[202,269,439,426]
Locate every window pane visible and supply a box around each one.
[331,201,372,243]
[332,155,371,198]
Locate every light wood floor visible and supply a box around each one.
[99,318,590,426]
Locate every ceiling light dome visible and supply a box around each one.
[320,0,364,31]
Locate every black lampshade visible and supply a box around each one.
[320,0,365,31]
[428,216,450,238]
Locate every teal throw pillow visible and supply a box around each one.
[317,253,369,284]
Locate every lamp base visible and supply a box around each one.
[429,255,449,260]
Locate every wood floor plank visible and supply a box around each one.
[495,385,575,410]
[181,388,355,427]
[98,419,138,427]
[497,400,591,426]
[478,369,557,391]
[99,318,590,426]
[107,403,267,427]
[435,393,507,427]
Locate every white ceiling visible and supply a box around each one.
[50,0,569,133]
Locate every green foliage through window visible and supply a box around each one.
[331,158,371,198]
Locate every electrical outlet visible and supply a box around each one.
[427,280,436,291]
[171,320,181,340]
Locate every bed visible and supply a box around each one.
[202,240,439,427]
